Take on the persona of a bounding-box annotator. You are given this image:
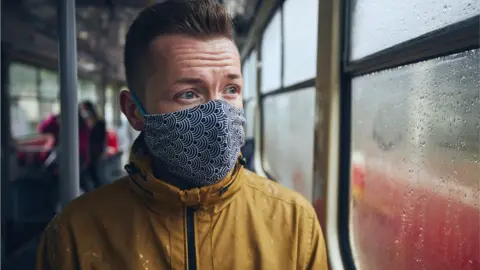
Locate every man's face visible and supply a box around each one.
[145,35,243,114]
[121,34,243,130]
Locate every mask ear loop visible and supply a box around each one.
[130,90,148,116]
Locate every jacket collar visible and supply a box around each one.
[125,135,245,213]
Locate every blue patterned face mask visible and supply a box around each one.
[139,99,246,187]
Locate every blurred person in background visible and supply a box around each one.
[36,1,327,269]
[37,106,90,168]
[79,100,107,189]
[37,100,106,190]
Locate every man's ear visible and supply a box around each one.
[119,90,144,131]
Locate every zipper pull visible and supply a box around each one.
[124,163,147,181]
[124,163,137,175]
[238,156,247,165]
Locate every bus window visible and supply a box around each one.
[371,99,408,152]
[258,0,319,201]
[350,49,479,270]
[350,0,479,60]
[78,79,98,103]
[10,104,32,138]
[9,63,39,131]
[242,50,257,102]
[260,10,281,94]
[242,50,257,140]
[283,0,318,85]
[263,88,315,201]
[39,69,60,120]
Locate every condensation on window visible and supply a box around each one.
[78,79,98,103]
[263,88,316,201]
[104,86,116,129]
[349,49,480,270]
[38,101,60,120]
[244,100,256,139]
[283,0,318,86]
[16,98,40,124]
[350,0,480,60]
[242,50,257,101]
[10,103,33,138]
[39,69,59,99]
[260,10,282,93]
[10,63,37,97]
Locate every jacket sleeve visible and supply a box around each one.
[36,231,51,270]
[36,215,78,270]
[305,213,329,269]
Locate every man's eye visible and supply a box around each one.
[224,86,239,95]
[179,91,197,99]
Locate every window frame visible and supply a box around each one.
[242,49,257,140]
[337,0,480,269]
[239,0,338,259]
[8,61,101,125]
[256,0,318,181]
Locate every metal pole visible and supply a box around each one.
[57,0,80,207]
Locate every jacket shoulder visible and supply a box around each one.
[37,177,133,269]
[242,169,316,217]
[51,177,132,225]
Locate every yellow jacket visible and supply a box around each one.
[37,138,328,270]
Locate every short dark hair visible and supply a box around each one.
[124,0,234,101]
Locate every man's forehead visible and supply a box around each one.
[148,34,240,63]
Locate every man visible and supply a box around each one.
[36,1,328,269]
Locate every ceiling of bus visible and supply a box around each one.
[1,0,258,84]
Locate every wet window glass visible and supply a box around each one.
[15,98,40,125]
[260,10,282,93]
[105,85,115,129]
[245,100,256,139]
[10,103,33,137]
[242,50,257,101]
[10,63,37,97]
[39,69,59,99]
[283,0,318,86]
[350,49,480,270]
[9,63,40,127]
[263,88,316,201]
[39,101,60,120]
[78,79,98,103]
[242,50,257,140]
[350,0,480,60]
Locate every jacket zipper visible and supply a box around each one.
[186,206,197,270]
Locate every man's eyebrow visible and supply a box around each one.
[227,73,241,80]
[174,77,204,84]
[174,74,241,84]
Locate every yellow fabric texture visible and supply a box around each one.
[36,138,328,270]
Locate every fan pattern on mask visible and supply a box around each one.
[143,99,246,186]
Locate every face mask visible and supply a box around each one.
[80,110,92,120]
[137,97,246,187]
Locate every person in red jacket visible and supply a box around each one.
[37,111,90,168]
